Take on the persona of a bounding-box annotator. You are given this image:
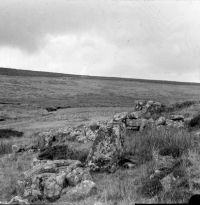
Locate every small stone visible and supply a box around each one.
[156,117,166,126]
[113,112,128,122]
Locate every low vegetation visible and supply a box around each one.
[124,127,195,164]
[0,140,13,155]
[0,129,23,139]
[0,153,33,201]
[166,100,198,112]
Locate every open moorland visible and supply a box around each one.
[1,67,200,204]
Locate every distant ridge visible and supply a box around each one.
[0,67,199,86]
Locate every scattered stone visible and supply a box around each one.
[21,159,92,202]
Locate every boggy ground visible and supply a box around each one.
[1,99,200,204]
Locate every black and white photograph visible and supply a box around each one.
[0,0,200,204]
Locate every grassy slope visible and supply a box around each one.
[0,67,200,108]
[1,68,200,204]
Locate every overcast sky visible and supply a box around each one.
[0,0,200,82]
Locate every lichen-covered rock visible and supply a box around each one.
[113,112,128,122]
[21,159,91,202]
[135,100,147,111]
[125,118,147,131]
[65,167,92,186]
[127,111,142,119]
[23,172,64,201]
[43,172,66,201]
[61,180,97,201]
[135,100,165,117]
[86,122,126,172]
[156,116,166,126]
[24,162,58,178]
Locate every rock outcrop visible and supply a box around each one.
[112,100,186,131]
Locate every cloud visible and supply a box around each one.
[0,0,199,82]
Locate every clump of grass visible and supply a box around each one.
[159,146,181,158]
[139,178,163,198]
[94,169,138,203]
[0,129,23,139]
[124,127,195,164]
[160,189,192,204]
[188,113,200,129]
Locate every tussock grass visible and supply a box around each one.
[124,127,195,164]
[188,113,200,129]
